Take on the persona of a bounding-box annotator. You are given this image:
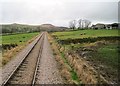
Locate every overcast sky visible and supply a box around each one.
[0,0,119,27]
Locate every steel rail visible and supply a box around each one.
[31,33,45,86]
[1,32,45,86]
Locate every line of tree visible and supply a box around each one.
[69,19,91,30]
[1,24,41,34]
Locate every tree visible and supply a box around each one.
[78,19,91,29]
[111,23,118,29]
[78,19,84,29]
[84,19,91,28]
[69,20,76,30]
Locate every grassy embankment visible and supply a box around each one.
[51,29,119,83]
[2,32,40,66]
[52,30,119,68]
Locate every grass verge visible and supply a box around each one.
[48,33,81,84]
[2,32,40,66]
[60,52,80,84]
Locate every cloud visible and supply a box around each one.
[0,0,119,26]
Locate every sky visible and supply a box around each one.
[0,0,119,27]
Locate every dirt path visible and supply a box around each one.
[35,32,63,84]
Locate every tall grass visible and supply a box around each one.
[60,52,80,84]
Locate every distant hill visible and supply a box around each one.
[58,26,69,30]
[38,24,68,31]
[40,24,56,28]
[39,24,58,31]
[1,23,38,34]
[1,23,69,33]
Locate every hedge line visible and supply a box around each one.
[58,36,120,45]
[2,43,18,50]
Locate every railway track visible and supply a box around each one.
[1,32,45,86]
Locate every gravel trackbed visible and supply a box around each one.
[35,33,63,84]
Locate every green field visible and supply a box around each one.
[52,30,119,67]
[0,36,1,44]
[97,44,119,68]
[52,29,119,40]
[2,32,39,45]
[1,32,40,66]
[51,29,119,82]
